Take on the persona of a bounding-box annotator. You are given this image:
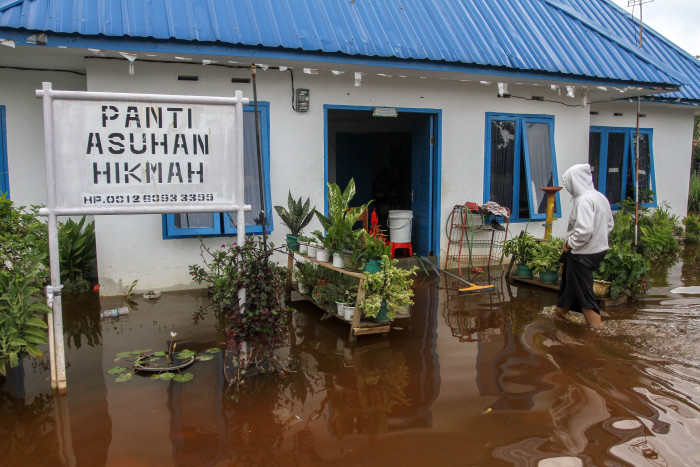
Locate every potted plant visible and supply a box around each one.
[530,237,564,284]
[311,230,331,262]
[313,281,345,317]
[594,244,649,299]
[503,231,538,278]
[352,211,391,272]
[294,261,320,295]
[360,255,416,323]
[314,179,371,269]
[274,191,315,252]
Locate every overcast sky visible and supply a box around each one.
[607,0,700,57]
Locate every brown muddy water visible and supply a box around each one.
[2,249,700,466]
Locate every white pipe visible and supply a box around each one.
[36,88,249,106]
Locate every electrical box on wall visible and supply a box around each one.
[295,88,310,112]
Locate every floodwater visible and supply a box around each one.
[2,248,700,466]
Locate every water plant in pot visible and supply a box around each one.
[274,191,315,252]
[360,255,416,323]
[503,231,538,278]
[314,179,371,270]
[530,237,564,284]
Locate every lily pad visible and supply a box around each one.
[196,354,215,361]
[205,347,222,354]
[172,373,194,383]
[107,367,127,374]
[158,372,175,380]
[153,351,166,357]
[176,349,196,359]
[115,373,133,383]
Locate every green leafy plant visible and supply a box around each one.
[190,239,290,386]
[314,179,371,255]
[503,231,537,266]
[683,214,700,243]
[529,237,564,275]
[274,191,315,237]
[0,196,50,375]
[360,255,416,321]
[58,216,97,293]
[689,172,700,213]
[312,281,345,313]
[294,261,321,290]
[594,244,649,299]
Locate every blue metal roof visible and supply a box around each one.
[1,0,697,100]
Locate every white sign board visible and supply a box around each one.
[40,88,249,215]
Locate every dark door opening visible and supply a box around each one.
[327,108,437,256]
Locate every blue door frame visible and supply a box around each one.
[324,105,442,263]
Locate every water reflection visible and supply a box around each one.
[2,259,700,465]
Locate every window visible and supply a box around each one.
[484,113,560,221]
[0,106,9,196]
[163,102,272,238]
[588,126,656,207]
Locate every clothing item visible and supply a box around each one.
[561,163,614,255]
[481,201,510,218]
[557,250,607,314]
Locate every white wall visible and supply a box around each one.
[0,68,87,206]
[15,58,680,295]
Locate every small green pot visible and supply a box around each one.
[364,259,381,274]
[374,302,390,323]
[539,270,559,284]
[286,235,300,251]
[516,264,533,279]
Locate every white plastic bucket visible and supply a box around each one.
[388,210,413,243]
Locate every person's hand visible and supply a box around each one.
[562,241,570,253]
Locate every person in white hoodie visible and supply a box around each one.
[555,163,614,329]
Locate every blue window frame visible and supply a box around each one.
[163,102,273,238]
[0,106,9,197]
[588,126,656,208]
[484,113,560,221]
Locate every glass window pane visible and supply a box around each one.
[606,133,626,203]
[525,122,553,215]
[173,213,214,229]
[630,132,651,193]
[229,110,263,231]
[489,120,515,212]
[588,132,601,190]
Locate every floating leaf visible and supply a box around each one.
[158,372,175,380]
[115,373,133,383]
[205,347,221,354]
[107,367,127,374]
[196,354,215,361]
[172,373,194,383]
[176,349,195,359]
[153,351,166,357]
[115,351,133,359]
[132,349,151,355]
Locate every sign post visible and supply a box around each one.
[37,82,249,392]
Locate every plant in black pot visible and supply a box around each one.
[274,191,315,252]
[503,231,538,278]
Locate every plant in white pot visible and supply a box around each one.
[314,179,371,269]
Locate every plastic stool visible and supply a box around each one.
[391,242,413,259]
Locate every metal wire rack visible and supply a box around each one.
[445,204,510,276]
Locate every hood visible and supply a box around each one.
[562,164,595,197]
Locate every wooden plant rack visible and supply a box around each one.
[289,252,391,341]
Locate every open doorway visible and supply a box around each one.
[325,106,440,257]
